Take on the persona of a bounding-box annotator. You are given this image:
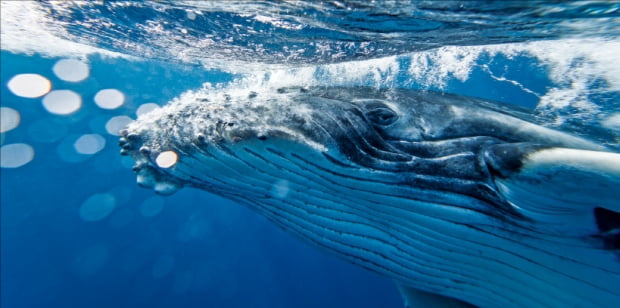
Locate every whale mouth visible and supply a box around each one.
[119,129,183,195]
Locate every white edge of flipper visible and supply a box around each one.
[494,148,620,235]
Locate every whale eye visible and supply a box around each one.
[365,104,398,126]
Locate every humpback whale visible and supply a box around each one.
[120,86,620,307]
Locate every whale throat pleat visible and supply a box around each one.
[162,141,618,307]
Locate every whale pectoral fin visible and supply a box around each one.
[395,283,475,308]
[485,145,620,239]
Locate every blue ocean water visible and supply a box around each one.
[1,2,619,308]
[1,51,403,307]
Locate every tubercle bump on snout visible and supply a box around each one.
[119,130,183,196]
[119,129,143,154]
[134,164,183,195]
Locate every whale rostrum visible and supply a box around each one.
[121,86,620,307]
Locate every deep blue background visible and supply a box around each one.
[1,51,405,308]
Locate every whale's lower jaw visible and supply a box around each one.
[126,134,619,307]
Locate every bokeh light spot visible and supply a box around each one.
[152,255,175,279]
[156,151,178,168]
[79,193,116,222]
[57,134,90,163]
[108,185,132,206]
[105,115,133,136]
[73,134,106,155]
[94,89,125,109]
[28,118,69,143]
[177,212,210,242]
[173,271,194,295]
[7,73,51,98]
[272,179,290,199]
[108,208,135,229]
[0,107,20,133]
[0,143,34,168]
[136,103,160,117]
[53,59,90,82]
[42,90,82,115]
[71,244,109,277]
[139,196,165,217]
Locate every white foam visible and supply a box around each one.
[527,39,620,116]
[0,2,125,58]
[601,113,620,132]
[407,45,505,88]
[223,39,617,131]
